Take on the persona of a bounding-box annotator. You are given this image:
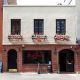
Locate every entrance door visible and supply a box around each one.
[8,49,17,71]
[59,49,74,72]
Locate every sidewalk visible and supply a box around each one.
[0,72,80,80]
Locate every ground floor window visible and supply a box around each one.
[22,50,51,64]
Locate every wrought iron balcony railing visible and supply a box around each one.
[8,35,23,43]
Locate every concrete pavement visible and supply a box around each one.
[0,72,80,80]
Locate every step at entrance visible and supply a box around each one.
[8,69,17,72]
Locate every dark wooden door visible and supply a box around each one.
[59,49,74,72]
[8,50,17,69]
[66,53,74,72]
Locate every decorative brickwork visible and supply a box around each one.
[2,44,79,73]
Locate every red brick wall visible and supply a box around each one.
[2,45,80,73]
[22,64,49,73]
[75,46,80,73]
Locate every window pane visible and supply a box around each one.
[34,19,44,34]
[11,19,21,35]
[39,28,43,34]
[38,20,43,28]
[34,28,38,34]
[56,19,66,34]
[60,20,66,34]
[56,20,61,34]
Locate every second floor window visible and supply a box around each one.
[56,19,66,35]
[34,19,44,35]
[11,19,21,35]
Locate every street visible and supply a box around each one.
[0,72,80,80]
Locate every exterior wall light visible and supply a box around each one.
[22,44,25,50]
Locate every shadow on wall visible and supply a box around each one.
[76,36,80,44]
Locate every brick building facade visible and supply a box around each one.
[1,0,80,73]
[3,5,80,73]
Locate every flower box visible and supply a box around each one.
[32,34,47,43]
[54,34,70,41]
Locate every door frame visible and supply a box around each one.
[58,49,75,73]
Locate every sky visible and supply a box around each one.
[17,0,75,5]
